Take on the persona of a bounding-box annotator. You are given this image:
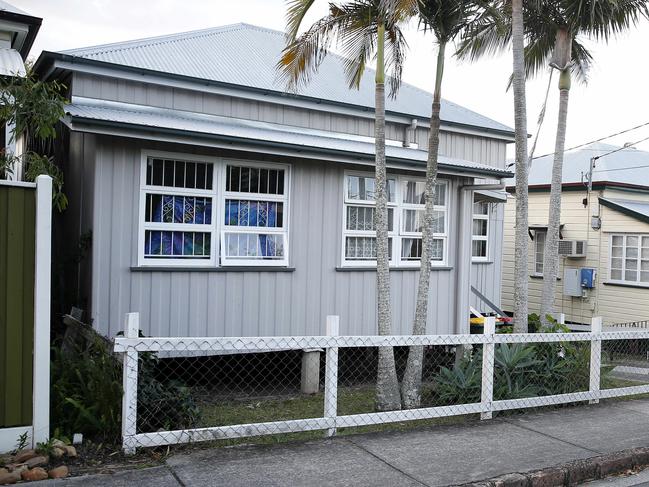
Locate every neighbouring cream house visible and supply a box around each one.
[502,143,649,326]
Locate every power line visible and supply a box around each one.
[530,120,649,161]
[593,163,649,174]
[592,133,649,162]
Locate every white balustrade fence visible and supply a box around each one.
[114,313,649,454]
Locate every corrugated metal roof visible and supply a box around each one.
[526,142,649,187]
[599,198,649,222]
[65,97,512,178]
[60,23,513,135]
[0,48,25,76]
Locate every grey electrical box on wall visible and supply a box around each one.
[563,268,583,297]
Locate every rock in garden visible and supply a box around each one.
[4,464,26,474]
[0,470,21,485]
[52,439,66,448]
[21,467,48,481]
[24,456,48,468]
[13,450,37,463]
[64,445,77,457]
[48,466,69,479]
[50,447,65,459]
[0,469,6,476]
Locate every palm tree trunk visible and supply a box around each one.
[400,40,446,409]
[374,21,401,412]
[511,0,530,333]
[540,69,570,324]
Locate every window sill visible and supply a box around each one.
[336,266,453,272]
[530,274,561,280]
[472,260,494,265]
[130,266,296,273]
[603,281,649,289]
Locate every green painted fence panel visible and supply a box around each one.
[0,185,35,428]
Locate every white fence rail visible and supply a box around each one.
[114,313,649,454]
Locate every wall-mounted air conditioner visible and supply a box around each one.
[558,240,587,258]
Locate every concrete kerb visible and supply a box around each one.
[460,447,649,487]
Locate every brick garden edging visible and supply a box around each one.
[461,447,649,486]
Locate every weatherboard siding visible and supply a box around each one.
[89,136,470,339]
[502,188,649,326]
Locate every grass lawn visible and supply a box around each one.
[196,385,476,447]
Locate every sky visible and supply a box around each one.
[15,0,649,158]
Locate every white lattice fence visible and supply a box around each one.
[114,313,649,454]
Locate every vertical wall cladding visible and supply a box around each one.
[90,137,463,338]
[72,73,510,168]
[470,202,505,312]
[0,185,35,427]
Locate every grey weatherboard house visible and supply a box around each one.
[34,23,514,339]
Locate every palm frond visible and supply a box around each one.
[285,0,317,40]
[277,6,355,93]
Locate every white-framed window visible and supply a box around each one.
[534,231,546,275]
[609,234,649,285]
[471,200,490,261]
[341,172,448,267]
[138,151,290,267]
[221,163,290,266]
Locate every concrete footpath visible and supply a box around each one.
[42,398,649,486]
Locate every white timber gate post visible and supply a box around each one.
[481,316,496,420]
[590,316,603,405]
[324,315,339,437]
[121,312,140,454]
[33,175,52,445]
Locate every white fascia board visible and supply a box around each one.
[54,59,515,143]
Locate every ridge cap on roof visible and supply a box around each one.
[61,22,283,58]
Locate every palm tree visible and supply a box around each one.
[278,0,410,411]
[456,0,530,333]
[510,0,530,333]
[398,0,489,409]
[459,0,648,328]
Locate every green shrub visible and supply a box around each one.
[51,336,123,441]
[137,352,200,432]
[432,327,606,405]
[52,333,201,442]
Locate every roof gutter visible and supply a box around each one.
[0,10,41,59]
[64,115,513,179]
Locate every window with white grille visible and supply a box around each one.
[609,234,649,285]
[138,152,290,267]
[471,200,489,261]
[341,172,447,267]
[221,164,289,266]
[534,231,546,275]
[140,156,217,266]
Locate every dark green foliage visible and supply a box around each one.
[0,69,66,142]
[51,332,201,441]
[51,336,123,441]
[433,323,606,406]
[137,352,200,432]
[435,353,481,405]
[24,153,68,211]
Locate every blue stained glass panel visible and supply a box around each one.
[225,200,282,228]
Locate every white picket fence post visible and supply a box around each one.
[590,316,603,405]
[324,315,339,437]
[481,316,496,420]
[121,313,140,454]
[33,176,52,446]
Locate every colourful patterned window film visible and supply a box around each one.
[222,164,289,263]
[142,156,215,262]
